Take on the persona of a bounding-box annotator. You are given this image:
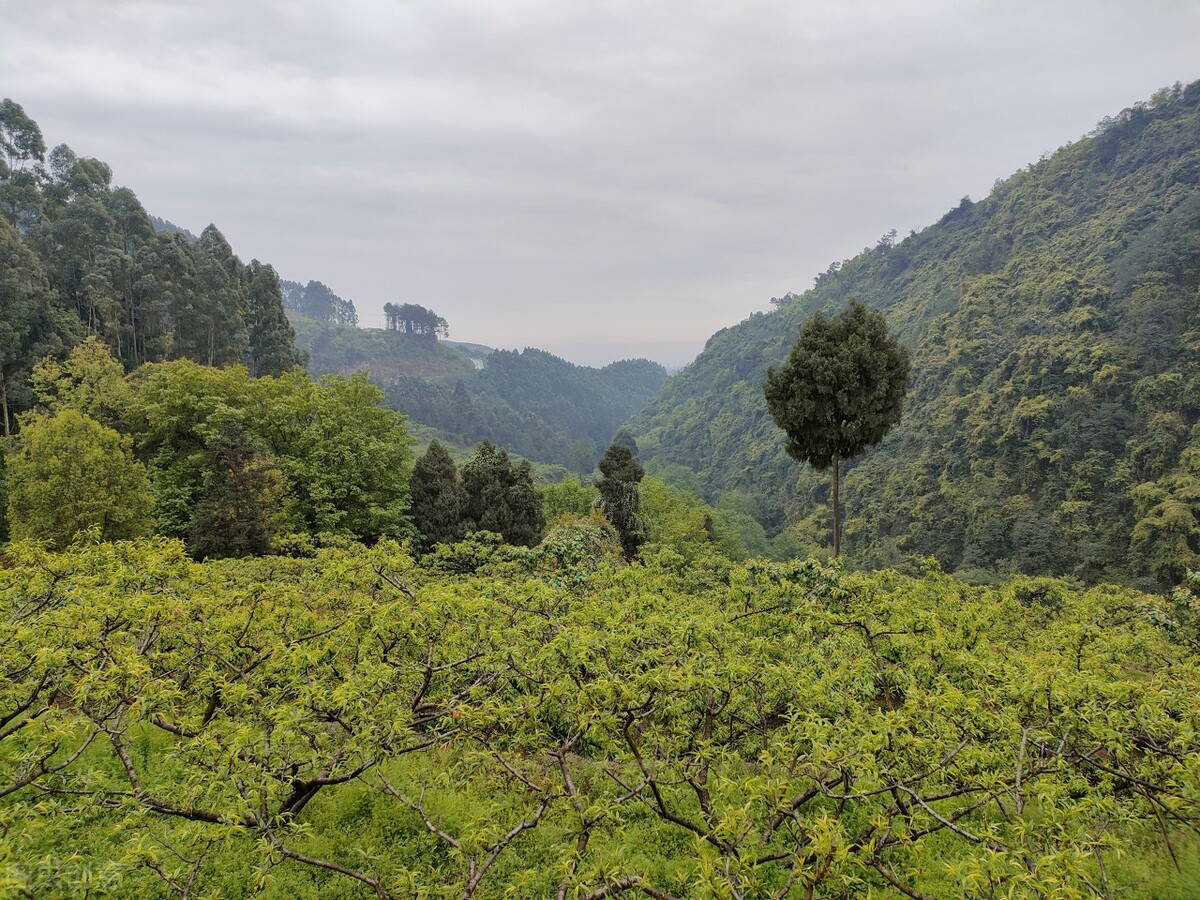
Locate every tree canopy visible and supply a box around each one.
[764,299,910,555]
[764,300,910,471]
[383,301,448,337]
[410,439,467,553]
[596,442,646,559]
[6,408,154,546]
[2,538,1200,897]
[14,340,415,553]
[461,441,545,546]
[0,98,45,177]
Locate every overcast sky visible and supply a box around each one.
[2,1,1197,367]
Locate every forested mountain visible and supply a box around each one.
[0,99,303,432]
[629,80,1200,586]
[382,349,668,470]
[298,313,669,470]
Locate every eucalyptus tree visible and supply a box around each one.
[244,259,303,377]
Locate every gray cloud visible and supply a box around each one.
[2,0,1198,366]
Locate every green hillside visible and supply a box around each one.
[629,80,1200,586]
[381,349,668,469]
[294,316,479,381]
[296,313,669,470]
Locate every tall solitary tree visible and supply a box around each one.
[763,299,909,557]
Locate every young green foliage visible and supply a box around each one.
[6,408,154,546]
[541,474,599,524]
[2,542,1199,898]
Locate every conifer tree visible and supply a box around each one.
[461,441,544,547]
[596,443,646,559]
[506,459,545,547]
[763,299,909,557]
[188,422,288,559]
[410,440,467,552]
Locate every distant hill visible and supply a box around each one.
[383,349,667,472]
[280,279,358,326]
[294,318,668,471]
[443,340,494,363]
[628,80,1200,587]
[294,318,478,381]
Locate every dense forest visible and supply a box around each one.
[0,99,304,436]
[298,315,668,471]
[629,80,1200,588]
[5,83,1200,899]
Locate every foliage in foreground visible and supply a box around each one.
[2,533,1199,898]
[6,339,413,554]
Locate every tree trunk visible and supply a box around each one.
[832,452,841,558]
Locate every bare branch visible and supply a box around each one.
[871,858,938,900]
[373,566,417,600]
[269,833,390,900]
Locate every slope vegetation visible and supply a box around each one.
[630,80,1200,585]
[383,348,667,468]
[296,315,669,470]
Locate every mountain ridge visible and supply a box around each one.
[628,79,1200,585]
